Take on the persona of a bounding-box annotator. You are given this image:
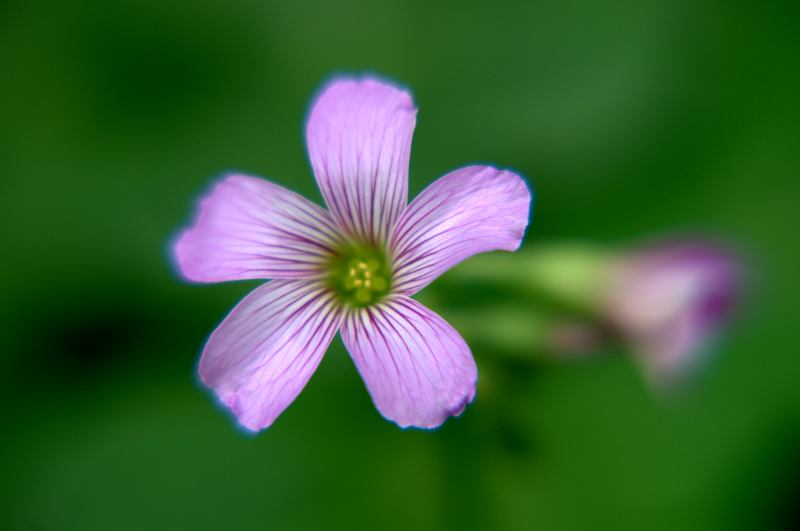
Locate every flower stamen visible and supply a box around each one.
[327,245,392,307]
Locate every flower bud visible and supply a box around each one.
[603,241,741,389]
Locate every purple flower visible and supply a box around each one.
[173,77,532,431]
[604,241,740,387]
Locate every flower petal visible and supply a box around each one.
[306,77,416,246]
[341,295,477,429]
[199,280,342,431]
[174,174,342,283]
[390,165,531,295]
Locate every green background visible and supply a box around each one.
[1,0,798,529]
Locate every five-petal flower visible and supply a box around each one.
[174,76,532,431]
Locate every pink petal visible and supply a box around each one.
[306,77,416,246]
[341,296,477,429]
[199,280,342,431]
[174,174,342,283]
[390,165,531,295]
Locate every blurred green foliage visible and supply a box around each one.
[1,0,798,529]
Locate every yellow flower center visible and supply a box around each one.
[327,244,392,307]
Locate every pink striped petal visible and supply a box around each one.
[341,296,477,429]
[174,174,342,283]
[390,165,531,295]
[306,77,416,246]
[199,280,342,431]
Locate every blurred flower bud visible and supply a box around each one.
[603,241,741,389]
[439,239,742,390]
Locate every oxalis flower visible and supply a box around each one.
[173,76,532,431]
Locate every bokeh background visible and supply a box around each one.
[1,0,798,529]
